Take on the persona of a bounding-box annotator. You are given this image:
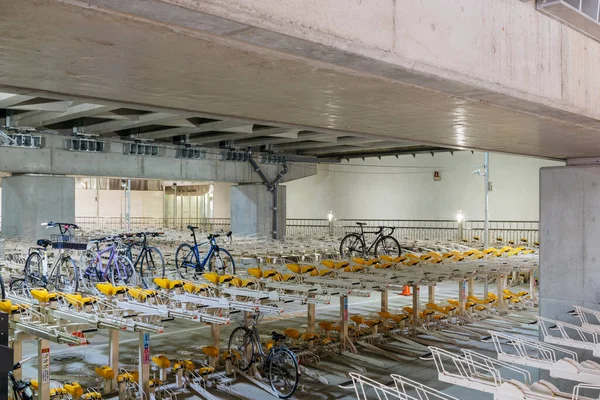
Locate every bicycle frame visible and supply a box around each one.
[86,242,126,282]
[190,240,219,272]
[357,226,395,253]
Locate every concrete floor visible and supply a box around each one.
[16,280,547,400]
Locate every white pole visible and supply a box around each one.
[96,177,100,230]
[126,179,131,232]
[484,152,489,248]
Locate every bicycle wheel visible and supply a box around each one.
[339,233,365,258]
[47,257,79,293]
[81,252,105,285]
[175,244,199,280]
[110,256,137,286]
[227,326,255,372]
[9,278,27,292]
[139,247,165,283]
[268,347,299,399]
[374,235,402,257]
[24,252,44,288]
[210,249,235,275]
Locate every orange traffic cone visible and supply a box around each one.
[400,286,412,296]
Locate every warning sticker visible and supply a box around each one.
[41,348,50,384]
[143,333,150,365]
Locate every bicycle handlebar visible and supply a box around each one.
[42,221,79,235]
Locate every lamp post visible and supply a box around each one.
[328,211,334,236]
[456,211,464,242]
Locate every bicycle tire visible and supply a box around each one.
[268,347,300,399]
[81,251,104,285]
[374,235,402,257]
[110,256,137,286]
[24,252,44,288]
[50,256,79,293]
[227,326,255,372]
[139,247,165,286]
[9,278,26,292]
[210,248,235,275]
[339,233,365,258]
[175,243,200,279]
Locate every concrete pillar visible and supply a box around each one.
[230,184,286,239]
[540,165,600,321]
[1,175,75,238]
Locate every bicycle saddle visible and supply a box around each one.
[187,225,198,231]
[36,239,52,248]
[356,222,367,226]
[271,331,287,341]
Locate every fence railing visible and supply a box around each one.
[1,216,539,244]
[285,218,540,243]
[74,217,231,233]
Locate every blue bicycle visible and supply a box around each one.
[175,225,235,279]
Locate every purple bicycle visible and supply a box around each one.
[82,235,138,288]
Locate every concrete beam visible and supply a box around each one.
[235,132,338,147]
[14,104,116,127]
[82,113,191,135]
[0,134,315,183]
[0,93,34,108]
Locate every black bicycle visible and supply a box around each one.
[339,222,401,258]
[228,313,299,399]
[122,232,165,287]
[8,358,34,400]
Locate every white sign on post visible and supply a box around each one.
[41,348,50,384]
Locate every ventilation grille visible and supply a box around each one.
[64,138,105,152]
[123,143,160,156]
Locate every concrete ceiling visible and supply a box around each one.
[0,91,443,159]
[0,0,598,160]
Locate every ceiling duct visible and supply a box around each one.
[123,142,160,156]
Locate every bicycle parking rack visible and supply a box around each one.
[538,316,600,356]
[489,330,600,384]
[429,346,600,400]
[341,372,459,400]
[571,305,600,334]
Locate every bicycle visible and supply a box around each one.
[228,313,299,399]
[8,357,34,400]
[19,222,83,293]
[175,226,235,279]
[122,232,165,286]
[339,222,401,258]
[81,235,137,288]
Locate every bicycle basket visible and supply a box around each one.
[51,234,89,250]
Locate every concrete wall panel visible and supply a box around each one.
[1,176,75,238]
[394,0,563,103]
[0,135,315,183]
[540,165,600,321]
[166,0,395,51]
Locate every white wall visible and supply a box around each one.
[284,152,563,221]
[76,189,164,218]
[213,182,232,218]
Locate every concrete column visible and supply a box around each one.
[1,175,75,238]
[230,184,286,239]
[540,165,600,321]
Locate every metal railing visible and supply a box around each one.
[1,216,539,244]
[285,218,539,243]
[74,217,231,232]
